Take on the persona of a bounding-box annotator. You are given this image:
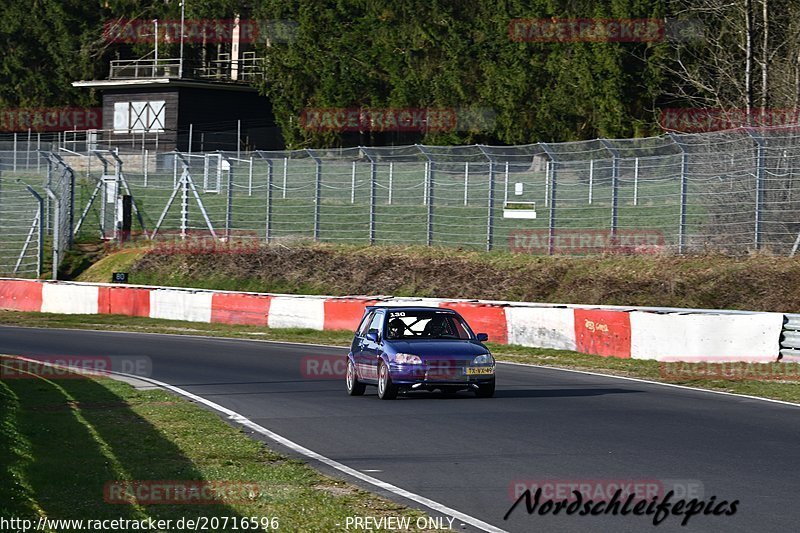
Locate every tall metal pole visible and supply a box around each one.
[153,19,158,63]
[178,2,185,78]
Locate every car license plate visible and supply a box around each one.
[465,367,494,375]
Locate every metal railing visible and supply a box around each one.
[109,57,264,81]
[5,125,800,279]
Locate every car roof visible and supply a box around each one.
[365,305,457,313]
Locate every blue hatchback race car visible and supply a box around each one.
[346,306,496,399]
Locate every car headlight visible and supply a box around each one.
[472,353,494,365]
[394,353,422,365]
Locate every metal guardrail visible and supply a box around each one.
[780,314,800,360]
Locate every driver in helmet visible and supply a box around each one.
[387,318,407,339]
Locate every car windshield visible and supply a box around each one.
[384,310,473,340]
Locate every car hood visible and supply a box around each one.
[386,340,488,361]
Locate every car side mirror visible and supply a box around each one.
[476,333,489,342]
[366,330,379,343]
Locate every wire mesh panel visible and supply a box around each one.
[0,176,42,277]
[4,126,800,261]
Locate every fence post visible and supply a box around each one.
[224,156,233,241]
[181,167,188,239]
[540,143,558,255]
[26,129,31,169]
[633,157,639,206]
[668,133,688,253]
[589,159,594,204]
[44,187,58,280]
[388,162,393,205]
[423,161,429,206]
[417,145,434,246]
[248,157,253,197]
[13,133,17,172]
[464,162,469,206]
[18,182,44,277]
[370,160,376,244]
[477,146,495,251]
[266,157,273,242]
[544,160,549,207]
[306,150,322,241]
[362,147,376,245]
[746,129,765,250]
[36,194,44,277]
[351,161,356,204]
[600,139,620,241]
[143,149,149,187]
[282,157,288,199]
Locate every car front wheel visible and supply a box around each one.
[346,359,366,396]
[474,379,495,398]
[377,361,398,400]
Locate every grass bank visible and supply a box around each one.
[0,354,431,531]
[74,241,800,312]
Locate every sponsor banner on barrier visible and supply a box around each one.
[574,309,632,358]
[104,480,265,504]
[509,229,664,255]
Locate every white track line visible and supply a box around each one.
[3,354,507,533]
[499,360,800,408]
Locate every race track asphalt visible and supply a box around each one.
[1,325,798,533]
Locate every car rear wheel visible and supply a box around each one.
[346,359,366,396]
[377,361,398,400]
[474,379,495,398]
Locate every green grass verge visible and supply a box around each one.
[0,355,432,532]
[1,311,799,404]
